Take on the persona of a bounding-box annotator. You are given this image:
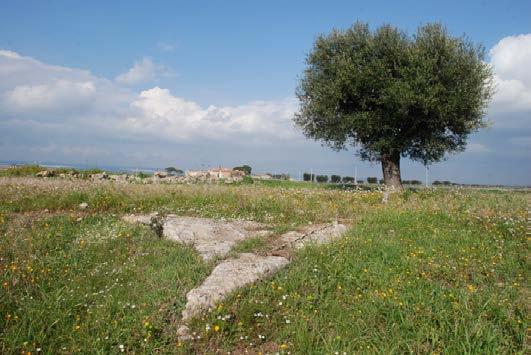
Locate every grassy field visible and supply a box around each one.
[0,174,528,354]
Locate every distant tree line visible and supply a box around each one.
[301,172,426,185]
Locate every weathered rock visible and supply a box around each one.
[90,172,109,180]
[177,253,289,337]
[122,213,158,225]
[110,174,128,183]
[277,222,347,250]
[36,170,54,178]
[163,216,271,260]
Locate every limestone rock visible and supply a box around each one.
[163,216,271,260]
[36,170,54,178]
[278,222,347,250]
[180,253,289,323]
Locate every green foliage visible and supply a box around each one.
[271,173,290,180]
[241,175,254,184]
[233,165,252,175]
[0,165,43,177]
[295,22,494,182]
[316,175,328,183]
[302,172,314,182]
[433,180,454,186]
[165,167,184,176]
[330,175,341,183]
[403,179,423,185]
[342,176,355,183]
[135,171,151,179]
[367,177,378,184]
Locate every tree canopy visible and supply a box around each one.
[165,167,184,176]
[295,22,493,189]
[233,165,252,175]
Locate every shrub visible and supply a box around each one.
[316,175,328,183]
[330,175,341,183]
[272,174,290,180]
[0,165,43,177]
[367,177,378,184]
[342,176,355,183]
[303,173,315,182]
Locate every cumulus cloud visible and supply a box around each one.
[5,80,96,113]
[0,50,131,120]
[0,49,299,150]
[489,34,531,126]
[115,58,174,85]
[125,87,298,142]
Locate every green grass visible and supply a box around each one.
[0,165,104,178]
[191,208,527,353]
[0,178,527,353]
[1,215,209,353]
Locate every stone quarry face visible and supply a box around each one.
[163,216,271,260]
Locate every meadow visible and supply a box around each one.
[0,170,528,354]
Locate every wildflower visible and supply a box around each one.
[214,325,220,332]
[119,344,125,352]
[280,343,288,349]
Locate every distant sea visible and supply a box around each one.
[0,160,159,174]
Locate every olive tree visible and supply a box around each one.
[295,23,493,189]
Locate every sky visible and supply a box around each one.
[0,0,530,185]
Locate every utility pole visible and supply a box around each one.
[354,166,358,184]
[425,165,429,187]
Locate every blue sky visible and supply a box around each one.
[1,0,530,184]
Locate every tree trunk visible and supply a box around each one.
[381,151,403,191]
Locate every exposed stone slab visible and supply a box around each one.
[122,213,159,225]
[162,216,271,260]
[277,222,348,250]
[177,253,289,338]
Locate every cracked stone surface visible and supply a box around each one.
[122,214,348,340]
[162,215,271,260]
[122,213,158,225]
[177,253,289,338]
[277,222,348,250]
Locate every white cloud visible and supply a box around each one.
[5,80,96,113]
[490,34,531,86]
[489,34,531,127]
[115,58,174,85]
[0,50,131,120]
[125,87,299,142]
